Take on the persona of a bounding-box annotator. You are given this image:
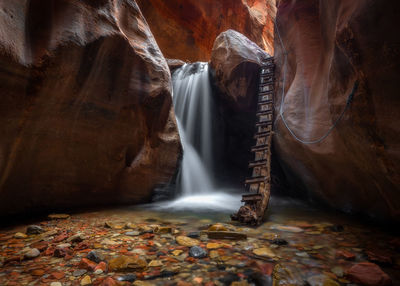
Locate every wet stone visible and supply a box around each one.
[14,232,27,239]
[187,231,200,238]
[125,231,140,236]
[306,275,340,286]
[247,271,273,286]
[271,238,288,245]
[189,246,208,258]
[108,256,147,271]
[26,225,44,235]
[208,224,228,231]
[331,266,344,277]
[56,243,71,248]
[80,275,92,286]
[73,269,87,277]
[253,247,276,258]
[87,250,103,263]
[48,213,70,220]
[271,225,304,233]
[347,262,392,286]
[176,236,200,247]
[160,270,178,278]
[219,273,240,285]
[117,274,137,282]
[24,248,40,259]
[67,233,85,243]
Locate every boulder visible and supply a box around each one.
[136,0,276,61]
[209,30,269,186]
[0,0,181,216]
[210,30,269,111]
[166,59,186,73]
[273,0,400,220]
[346,262,392,286]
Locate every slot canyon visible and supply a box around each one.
[0,0,399,285]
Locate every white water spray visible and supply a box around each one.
[172,62,214,194]
[152,62,241,212]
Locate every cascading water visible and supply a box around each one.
[152,62,241,212]
[172,62,214,194]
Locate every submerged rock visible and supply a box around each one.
[14,232,27,239]
[24,248,40,259]
[176,236,200,247]
[48,214,70,220]
[189,246,208,258]
[108,256,147,272]
[125,231,140,237]
[87,250,104,263]
[80,275,92,286]
[346,262,392,286]
[208,224,228,232]
[253,247,276,258]
[26,225,44,235]
[117,274,137,282]
[306,275,339,286]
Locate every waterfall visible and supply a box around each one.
[149,62,241,212]
[172,62,214,195]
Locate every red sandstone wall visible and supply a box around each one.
[0,0,181,215]
[136,0,276,61]
[273,0,400,220]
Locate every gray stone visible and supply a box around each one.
[24,248,40,259]
[117,274,136,282]
[87,250,103,263]
[73,269,87,277]
[26,225,44,235]
[189,246,207,258]
[125,231,140,236]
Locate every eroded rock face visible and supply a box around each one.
[211,30,269,111]
[0,0,181,215]
[136,0,276,61]
[209,30,269,186]
[273,0,400,220]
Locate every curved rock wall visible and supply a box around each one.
[274,0,400,220]
[136,0,276,62]
[210,30,269,186]
[0,0,181,215]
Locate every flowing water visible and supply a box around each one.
[154,62,241,212]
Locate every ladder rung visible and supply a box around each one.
[241,196,262,202]
[256,120,272,127]
[251,144,269,150]
[254,132,272,138]
[251,146,269,152]
[245,176,268,184]
[258,90,274,96]
[249,160,268,167]
[257,111,273,116]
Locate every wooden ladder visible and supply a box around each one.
[231,57,275,225]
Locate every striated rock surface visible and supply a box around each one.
[166,59,186,73]
[209,30,269,186]
[210,30,269,111]
[273,0,400,220]
[136,0,276,61]
[0,0,181,215]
